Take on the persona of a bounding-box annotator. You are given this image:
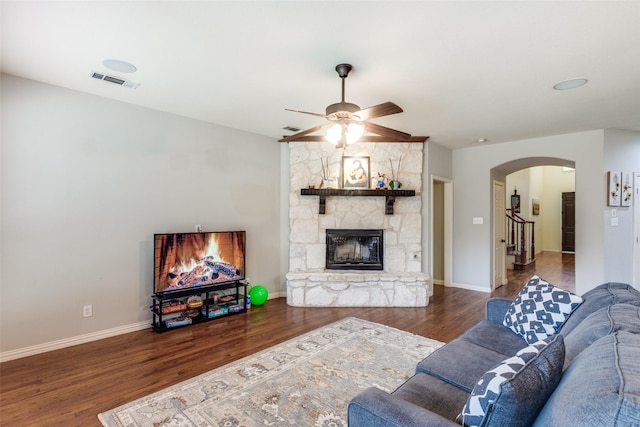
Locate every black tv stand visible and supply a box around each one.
[151,280,248,332]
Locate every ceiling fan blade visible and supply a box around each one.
[363,121,411,141]
[285,108,327,118]
[355,102,403,120]
[278,122,332,142]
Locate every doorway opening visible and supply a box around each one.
[431,176,452,288]
[493,160,576,290]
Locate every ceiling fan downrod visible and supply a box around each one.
[326,63,360,118]
[335,63,352,103]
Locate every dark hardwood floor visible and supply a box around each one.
[0,251,573,426]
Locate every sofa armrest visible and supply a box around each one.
[348,387,460,427]
[486,297,513,324]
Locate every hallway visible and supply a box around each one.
[493,250,575,299]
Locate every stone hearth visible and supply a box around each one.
[286,142,431,307]
[286,272,430,307]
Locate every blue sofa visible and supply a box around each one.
[348,281,640,426]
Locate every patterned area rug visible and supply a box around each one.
[98,317,443,427]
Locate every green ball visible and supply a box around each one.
[249,285,268,306]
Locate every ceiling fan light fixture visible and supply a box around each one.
[325,123,342,145]
[346,122,364,145]
[324,121,364,146]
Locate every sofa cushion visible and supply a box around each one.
[391,372,471,422]
[534,331,640,427]
[559,282,640,336]
[461,334,564,427]
[504,276,582,344]
[416,321,527,392]
[563,303,640,368]
[348,384,463,427]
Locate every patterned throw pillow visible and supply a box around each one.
[460,334,565,427]
[503,276,582,344]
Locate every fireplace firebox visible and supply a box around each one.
[326,229,383,270]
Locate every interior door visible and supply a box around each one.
[494,181,506,290]
[562,192,576,252]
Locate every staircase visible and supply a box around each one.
[506,208,536,270]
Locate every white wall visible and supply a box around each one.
[1,74,282,354]
[529,166,544,252]
[452,131,605,295]
[424,142,453,277]
[603,129,640,284]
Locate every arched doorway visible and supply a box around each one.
[492,158,576,289]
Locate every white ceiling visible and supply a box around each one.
[2,1,639,150]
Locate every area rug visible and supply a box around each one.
[98,317,443,427]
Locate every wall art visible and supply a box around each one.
[532,198,540,216]
[607,171,621,207]
[621,171,633,207]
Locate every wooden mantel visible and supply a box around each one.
[300,188,416,215]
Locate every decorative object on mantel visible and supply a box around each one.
[342,156,370,189]
[373,172,387,189]
[607,171,621,207]
[389,156,403,190]
[320,157,328,186]
[621,172,633,207]
[318,157,338,188]
[279,63,429,147]
[389,180,402,190]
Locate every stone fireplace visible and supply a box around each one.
[286,142,431,307]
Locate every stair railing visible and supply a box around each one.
[505,208,536,269]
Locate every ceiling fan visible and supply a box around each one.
[279,64,427,147]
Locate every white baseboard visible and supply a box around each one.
[445,282,492,293]
[0,321,150,363]
[2,296,288,362]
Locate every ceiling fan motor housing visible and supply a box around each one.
[335,63,353,78]
[325,102,361,119]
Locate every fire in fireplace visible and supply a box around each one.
[326,229,383,270]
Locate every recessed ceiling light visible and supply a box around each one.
[102,59,137,73]
[476,138,488,143]
[553,78,588,90]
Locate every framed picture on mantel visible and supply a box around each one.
[342,156,370,189]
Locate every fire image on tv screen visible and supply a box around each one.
[154,231,245,295]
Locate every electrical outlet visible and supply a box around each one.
[83,304,93,318]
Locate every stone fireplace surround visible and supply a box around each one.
[286,142,431,307]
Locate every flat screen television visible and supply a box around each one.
[153,231,245,296]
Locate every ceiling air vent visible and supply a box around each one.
[90,71,140,89]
